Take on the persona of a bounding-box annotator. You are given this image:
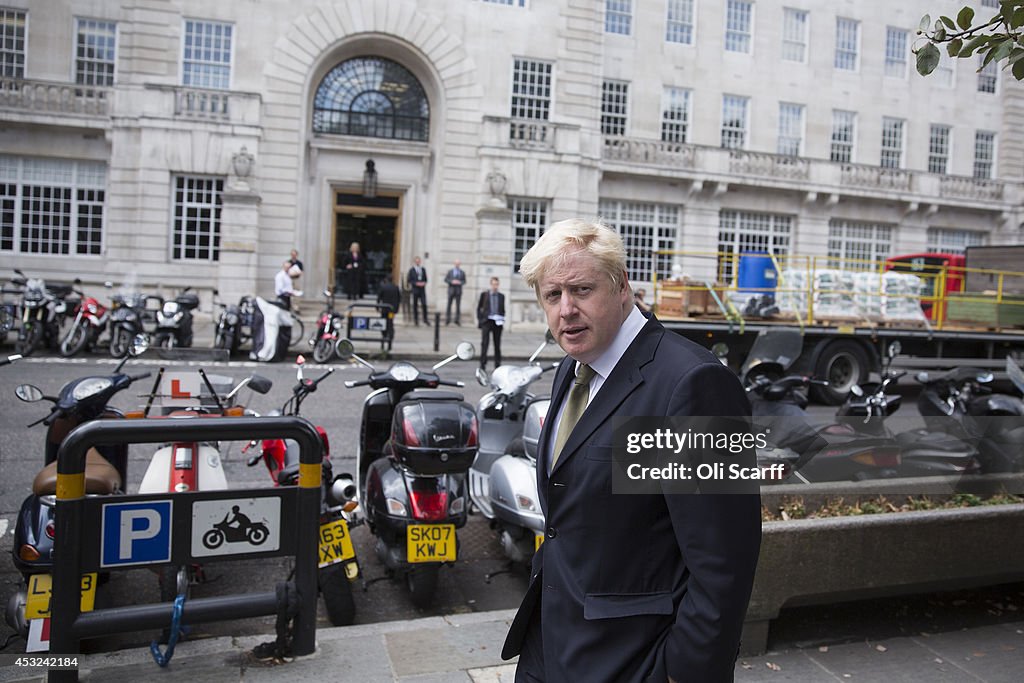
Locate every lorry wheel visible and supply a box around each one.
[406,565,439,608]
[319,563,356,626]
[811,340,870,405]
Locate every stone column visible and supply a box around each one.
[217,177,262,304]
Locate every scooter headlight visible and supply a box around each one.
[72,377,112,401]
[388,363,419,382]
[332,318,344,331]
[162,301,180,317]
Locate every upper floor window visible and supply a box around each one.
[928,124,951,175]
[721,95,749,149]
[777,102,805,156]
[661,87,691,143]
[182,19,232,89]
[313,57,430,141]
[981,0,999,7]
[974,131,995,179]
[605,0,632,36]
[666,0,695,45]
[482,0,526,6]
[601,80,629,136]
[880,117,905,169]
[0,8,26,79]
[830,110,856,163]
[725,0,753,54]
[511,58,552,121]
[884,27,908,78]
[835,17,859,71]
[978,57,997,93]
[781,8,809,62]
[76,18,116,87]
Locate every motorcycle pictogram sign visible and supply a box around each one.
[191,498,280,558]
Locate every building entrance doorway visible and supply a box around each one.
[333,192,401,297]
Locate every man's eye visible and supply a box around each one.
[544,291,560,302]
[576,287,591,296]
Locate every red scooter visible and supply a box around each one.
[59,279,112,357]
[244,356,361,626]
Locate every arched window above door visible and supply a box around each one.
[313,57,430,142]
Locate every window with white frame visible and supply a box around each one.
[830,110,856,163]
[0,155,105,256]
[880,117,905,169]
[661,87,691,143]
[781,8,809,62]
[981,0,999,7]
[884,27,908,78]
[598,200,679,283]
[777,102,805,156]
[0,8,26,79]
[926,227,987,254]
[601,80,629,136]
[835,17,859,71]
[721,95,749,149]
[182,19,233,89]
[482,0,526,6]
[978,57,997,93]
[75,18,116,87]
[828,219,893,269]
[511,58,552,121]
[605,0,632,35]
[511,198,547,272]
[928,124,951,175]
[666,0,695,44]
[725,0,753,53]
[718,211,792,282]
[172,175,223,261]
[974,131,995,179]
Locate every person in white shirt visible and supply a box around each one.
[275,260,299,309]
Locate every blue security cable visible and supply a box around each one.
[150,593,189,667]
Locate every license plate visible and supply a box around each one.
[25,573,97,620]
[535,532,545,552]
[318,519,356,569]
[407,524,456,563]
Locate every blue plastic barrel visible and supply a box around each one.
[736,252,777,298]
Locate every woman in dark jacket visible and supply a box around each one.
[342,241,367,300]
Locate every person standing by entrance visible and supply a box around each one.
[342,241,367,300]
[477,276,505,370]
[445,259,466,325]
[275,260,299,310]
[408,256,429,326]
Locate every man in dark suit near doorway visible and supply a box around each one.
[477,276,505,370]
[445,259,466,325]
[501,219,761,682]
[407,255,429,326]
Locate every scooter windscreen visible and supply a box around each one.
[741,328,803,382]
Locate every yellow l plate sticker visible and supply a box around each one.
[407,524,456,563]
[318,519,356,568]
[25,573,97,619]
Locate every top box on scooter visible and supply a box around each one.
[391,392,478,475]
[175,292,200,310]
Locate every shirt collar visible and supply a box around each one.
[582,305,646,381]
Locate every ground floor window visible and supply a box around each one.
[717,210,791,282]
[827,219,893,269]
[172,175,223,261]
[511,198,548,273]
[598,200,679,283]
[926,227,987,255]
[0,155,105,255]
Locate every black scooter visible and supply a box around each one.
[341,339,477,608]
[154,287,199,349]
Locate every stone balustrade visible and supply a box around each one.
[0,77,110,117]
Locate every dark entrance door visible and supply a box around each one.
[334,192,401,297]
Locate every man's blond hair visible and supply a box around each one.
[519,219,627,298]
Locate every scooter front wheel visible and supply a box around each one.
[60,323,89,357]
[406,564,439,608]
[312,337,335,363]
[109,327,131,358]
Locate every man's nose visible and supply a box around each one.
[559,293,577,317]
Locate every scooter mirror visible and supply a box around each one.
[915,371,930,384]
[129,334,149,356]
[74,277,82,285]
[335,339,355,360]
[475,367,489,386]
[455,341,475,361]
[977,371,993,384]
[887,341,901,359]
[248,374,273,394]
[15,384,44,403]
[850,384,864,397]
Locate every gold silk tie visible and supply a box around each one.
[551,363,596,472]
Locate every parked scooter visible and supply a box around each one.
[342,339,477,607]
[109,291,162,358]
[59,280,113,357]
[4,339,150,639]
[308,289,345,363]
[212,290,256,354]
[11,269,74,356]
[154,287,200,349]
[243,356,361,625]
[469,333,557,564]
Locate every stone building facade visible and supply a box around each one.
[0,0,1020,322]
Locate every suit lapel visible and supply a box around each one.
[550,320,664,476]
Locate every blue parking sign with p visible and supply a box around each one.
[101,500,173,568]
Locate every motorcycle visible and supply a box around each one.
[154,287,200,349]
[212,290,256,355]
[468,333,557,565]
[308,288,346,363]
[109,291,162,358]
[0,284,18,345]
[4,338,150,640]
[243,356,361,626]
[59,280,113,357]
[11,269,74,356]
[341,339,478,607]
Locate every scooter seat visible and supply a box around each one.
[32,448,122,496]
[401,389,464,402]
